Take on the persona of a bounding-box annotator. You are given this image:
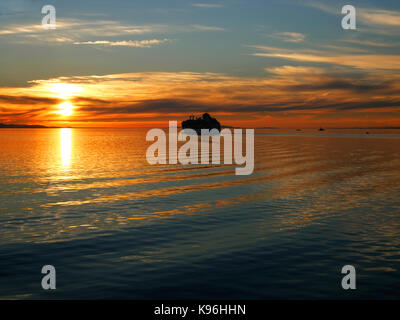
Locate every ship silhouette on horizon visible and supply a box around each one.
[181,113,221,134]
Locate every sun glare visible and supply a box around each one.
[58,102,74,117]
[49,83,83,99]
[60,128,72,168]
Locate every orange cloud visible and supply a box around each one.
[1,70,399,128]
[251,45,400,71]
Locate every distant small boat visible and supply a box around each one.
[182,113,221,134]
[318,128,325,131]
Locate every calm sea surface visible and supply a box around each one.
[0,128,400,299]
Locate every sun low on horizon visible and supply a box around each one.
[57,101,74,117]
[46,82,83,119]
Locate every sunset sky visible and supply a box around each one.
[1,0,400,128]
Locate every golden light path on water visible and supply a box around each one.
[1,128,400,299]
[60,128,72,168]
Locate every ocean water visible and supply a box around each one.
[0,128,399,299]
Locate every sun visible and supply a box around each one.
[57,102,74,117]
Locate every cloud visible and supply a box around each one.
[0,94,60,105]
[285,79,389,93]
[2,69,398,128]
[273,32,306,43]
[73,39,169,48]
[192,24,225,31]
[0,17,227,40]
[266,66,325,76]
[192,3,223,8]
[0,18,172,47]
[304,1,400,34]
[0,19,161,36]
[0,94,60,121]
[0,23,45,35]
[0,17,224,48]
[254,52,400,71]
[340,39,396,48]
[359,9,400,27]
[251,45,400,71]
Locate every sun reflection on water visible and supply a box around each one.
[60,128,72,168]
